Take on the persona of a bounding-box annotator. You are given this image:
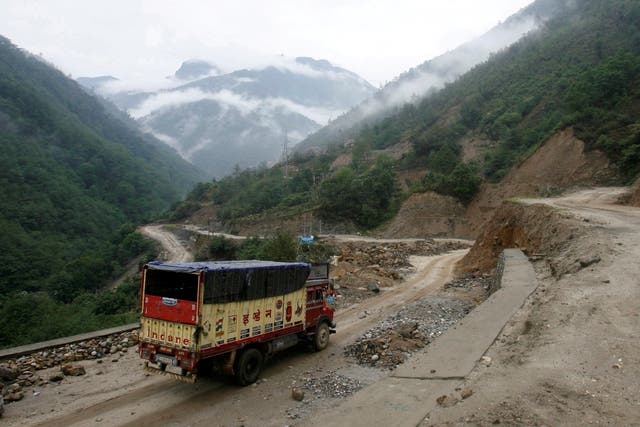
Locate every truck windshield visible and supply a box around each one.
[144,269,198,302]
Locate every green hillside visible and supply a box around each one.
[174,0,640,233]
[0,36,203,347]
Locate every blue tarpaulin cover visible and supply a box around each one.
[146,260,310,274]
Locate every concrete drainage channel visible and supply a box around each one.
[302,249,538,427]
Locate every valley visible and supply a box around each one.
[2,187,639,426]
[1,0,639,425]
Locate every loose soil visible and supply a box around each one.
[464,128,619,234]
[422,188,640,426]
[382,191,471,239]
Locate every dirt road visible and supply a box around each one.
[424,188,640,425]
[3,245,467,426]
[140,225,193,262]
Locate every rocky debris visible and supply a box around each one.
[0,386,3,417]
[436,394,460,407]
[302,371,362,399]
[460,388,473,399]
[330,239,471,307]
[333,240,470,279]
[2,382,24,403]
[444,273,493,291]
[366,282,380,293]
[0,330,137,405]
[48,373,64,382]
[291,388,305,401]
[0,330,137,376]
[61,363,86,376]
[344,296,471,369]
[0,364,18,382]
[578,255,601,268]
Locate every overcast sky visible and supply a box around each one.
[1,0,534,87]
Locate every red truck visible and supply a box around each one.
[138,260,335,384]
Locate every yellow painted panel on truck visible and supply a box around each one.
[140,317,197,350]
[198,287,306,350]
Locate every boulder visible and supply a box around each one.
[61,363,86,376]
[366,283,380,293]
[0,364,18,382]
[291,388,305,401]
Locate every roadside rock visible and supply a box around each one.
[577,255,601,268]
[291,388,305,401]
[2,383,24,402]
[460,388,473,399]
[367,283,380,293]
[0,364,18,382]
[436,394,460,407]
[61,363,86,376]
[48,373,64,382]
[1,330,138,380]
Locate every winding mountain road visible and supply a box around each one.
[5,227,468,427]
[140,225,193,262]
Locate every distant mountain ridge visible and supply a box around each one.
[174,59,220,80]
[80,57,375,177]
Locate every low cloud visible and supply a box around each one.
[129,88,260,119]
[129,87,345,125]
[357,14,540,118]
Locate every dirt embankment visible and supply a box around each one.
[624,176,640,207]
[425,191,640,426]
[458,201,587,274]
[382,191,471,239]
[464,128,618,234]
[381,128,618,240]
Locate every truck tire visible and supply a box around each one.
[313,322,330,351]
[235,348,263,386]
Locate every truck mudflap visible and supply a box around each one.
[143,361,197,383]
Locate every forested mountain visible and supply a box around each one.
[81,57,375,178]
[174,0,640,232]
[0,36,203,347]
[295,0,567,154]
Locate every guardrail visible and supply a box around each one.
[0,323,139,360]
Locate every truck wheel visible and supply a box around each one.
[313,322,330,351]
[235,348,263,386]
